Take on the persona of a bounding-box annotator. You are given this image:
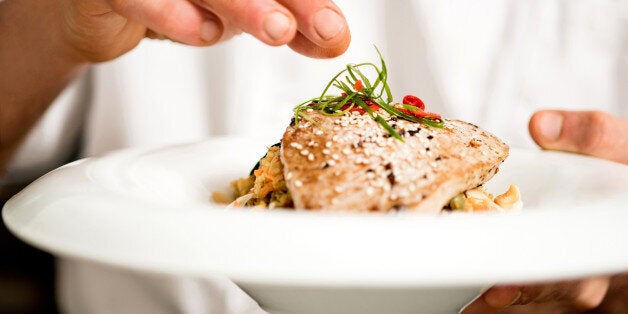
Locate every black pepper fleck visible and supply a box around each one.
[392,204,406,211]
[385,163,395,186]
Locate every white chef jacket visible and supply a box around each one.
[2,1,627,313]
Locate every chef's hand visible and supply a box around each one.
[463,110,628,314]
[54,0,350,62]
[529,110,628,164]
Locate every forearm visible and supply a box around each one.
[0,0,88,174]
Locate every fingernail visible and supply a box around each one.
[264,12,291,40]
[313,8,345,40]
[508,290,522,306]
[538,112,564,141]
[200,19,220,43]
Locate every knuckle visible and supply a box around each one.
[579,111,619,154]
[152,1,180,26]
[517,286,542,305]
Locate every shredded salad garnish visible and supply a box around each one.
[293,47,444,140]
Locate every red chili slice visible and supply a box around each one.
[397,107,415,116]
[402,95,425,110]
[350,104,379,115]
[415,111,442,120]
[364,100,380,111]
[353,80,364,92]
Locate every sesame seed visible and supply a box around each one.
[300,149,309,155]
[308,153,314,161]
[294,180,303,187]
[334,186,344,193]
[322,149,330,155]
[290,142,303,149]
[315,130,324,135]
[286,172,292,179]
[332,154,340,160]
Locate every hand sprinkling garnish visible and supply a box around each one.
[293,46,444,140]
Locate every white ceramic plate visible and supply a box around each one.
[4,137,628,314]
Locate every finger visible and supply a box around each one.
[509,277,610,310]
[461,286,520,314]
[279,0,351,57]
[460,296,501,314]
[595,273,628,313]
[529,110,628,164]
[190,0,350,58]
[463,298,568,314]
[108,0,220,46]
[189,0,297,46]
[288,30,351,58]
[482,286,523,308]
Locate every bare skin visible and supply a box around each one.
[0,0,351,174]
[1,1,626,311]
[463,110,628,314]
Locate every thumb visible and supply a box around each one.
[529,110,628,165]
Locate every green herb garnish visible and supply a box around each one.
[250,142,281,175]
[293,46,444,140]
